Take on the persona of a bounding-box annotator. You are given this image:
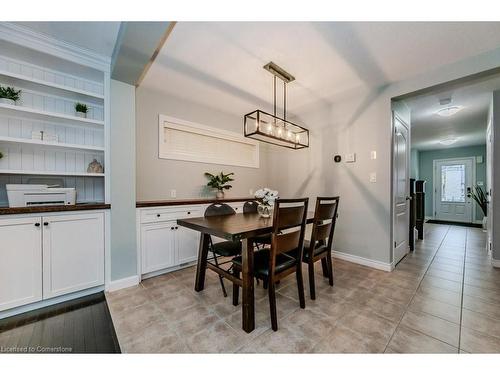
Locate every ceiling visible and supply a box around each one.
[141,22,500,121]
[14,22,121,57]
[407,75,500,150]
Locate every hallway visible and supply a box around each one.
[387,223,500,353]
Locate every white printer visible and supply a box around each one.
[6,184,77,208]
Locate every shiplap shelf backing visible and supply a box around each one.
[0,55,104,97]
[159,115,259,168]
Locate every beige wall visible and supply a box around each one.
[135,86,270,200]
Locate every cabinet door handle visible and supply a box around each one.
[34,223,40,227]
[176,226,179,230]
[187,211,191,214]
[171,227,174,230]
[43,222,49,226]
[157,214,161,217]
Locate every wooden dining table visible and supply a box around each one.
[177,211,314,333]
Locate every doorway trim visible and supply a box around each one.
[432,156,476,223]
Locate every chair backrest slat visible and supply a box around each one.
[204,203,236,217]
[269,198,309,274]
[309,197,340,256]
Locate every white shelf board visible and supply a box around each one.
[0,169,104,177]
[0,135,105,152]
[0,102,104,128]
[0,70,104,100]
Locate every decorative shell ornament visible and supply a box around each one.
[87,159,104,174]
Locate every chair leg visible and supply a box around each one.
[268,281,278,331]
[232,268,240,306]
[296,266,306,309]
[308,262,316,300]
[321,258,329,277]
[326,252,334,286]
[212,253,227,297]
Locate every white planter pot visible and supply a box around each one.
[216,190,225,199]
[76,111,87,118]
[0,98,16,105]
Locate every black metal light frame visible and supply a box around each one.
[244,109,309,149]
[243,62,309,150]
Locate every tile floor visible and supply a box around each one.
[106,223,500,353]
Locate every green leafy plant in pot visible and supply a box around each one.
[0,85,21,105]
[468,185,488,230]
[205,171,234,199]
[75,102,88,118]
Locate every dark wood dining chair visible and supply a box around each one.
[204,203,242,297]
[243,200,259,213]
[289,196,339,300]
[232,198,309,331]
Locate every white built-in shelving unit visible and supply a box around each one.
[0,23,110,206]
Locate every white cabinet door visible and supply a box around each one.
[0,217,42,311]
[42,212,104,299]
[141,221,176,273]
[176,226,200,265]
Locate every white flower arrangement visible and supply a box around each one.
[255,188,279,207]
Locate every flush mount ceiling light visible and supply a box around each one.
[244,62,309,149]
[436,106,463,117]
[439,137,458,146]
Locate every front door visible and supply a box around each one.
[434,158,474,223]
[393,114,410,265]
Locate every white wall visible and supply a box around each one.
[318,47,500,266]
[110,80,137,281]
[135,86,270,200]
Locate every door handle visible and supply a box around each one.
[34,222,40,227]
[405,196,412,201]
[43,222,49,226]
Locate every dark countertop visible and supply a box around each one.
[0,203,111,215]
[136,197,255,208]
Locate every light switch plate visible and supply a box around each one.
[170,189,177,198]
[370,151,377,160]
[476,156,483,163]
[477,181,484,186]
[345,153,356,163]
[369,172,377,183]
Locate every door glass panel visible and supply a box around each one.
[441,164,465,203]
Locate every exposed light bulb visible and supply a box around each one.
[267,124,273,134]
[255,119,259,131]
[277,127,283,137]
[287,131,292,139]
[295,134,300,143]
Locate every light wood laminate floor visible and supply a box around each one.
[106,224,500,353]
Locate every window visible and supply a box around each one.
[441,164,466,203]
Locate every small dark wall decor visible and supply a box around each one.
[333,155,342,163]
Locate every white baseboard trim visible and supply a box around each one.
[106,275,140,292]
[0,286,104,320]
[332,251,393,272]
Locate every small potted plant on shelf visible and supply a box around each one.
[469,185,488,231]
[254,188,279,218]
[205,171,234,199]
[75,102,88,118]
[0,85,21,105]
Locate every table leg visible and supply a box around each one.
[194,233,210,292]
[241,238,255,333]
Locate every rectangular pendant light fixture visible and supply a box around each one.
[244,62,309,149]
